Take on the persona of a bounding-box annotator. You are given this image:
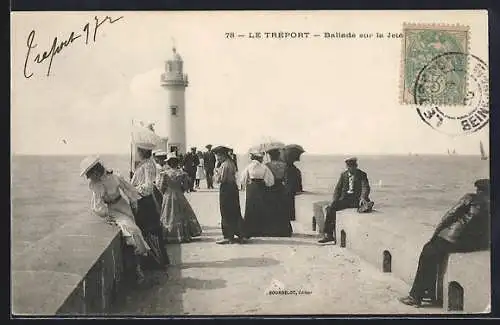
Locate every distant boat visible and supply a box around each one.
[447,149,457,156]
[480,141,488,160]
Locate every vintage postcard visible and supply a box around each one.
[11,10,490,316]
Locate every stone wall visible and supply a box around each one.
[12,218,130,315]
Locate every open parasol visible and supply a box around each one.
[254,136,285,152]
[132,123,162,150]
[283,144,305,163]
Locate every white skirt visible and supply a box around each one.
[196,166,205,179]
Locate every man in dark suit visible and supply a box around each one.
[204,144,217,189]
[399,179,490,307]
[318,157,371,244]
[183,147,200,192]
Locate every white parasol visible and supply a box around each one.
[132,123,162,150]
[254,136,285,152]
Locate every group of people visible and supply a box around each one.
[210,146,303,244]
[80,142,204,285]
[81,143,490,309]
[167,145,238,192]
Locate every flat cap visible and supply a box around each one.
[474,178,490,191]
[345,157,358,164]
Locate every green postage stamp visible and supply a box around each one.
[401,23,470,105]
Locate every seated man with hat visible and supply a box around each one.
[399,179,490,307]
[319,157,372,244]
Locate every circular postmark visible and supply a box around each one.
[413,52,489,136]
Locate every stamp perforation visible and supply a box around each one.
[399,22,471,107]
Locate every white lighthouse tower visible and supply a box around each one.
[161,47,189,154]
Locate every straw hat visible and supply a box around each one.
[79,155,102,177]
[165,152,179,163]
[248,146,263,157]
[136,142,157,150]
[153,150,167,157]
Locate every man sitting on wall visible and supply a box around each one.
[318,157,372,244]
[398,179,491,307]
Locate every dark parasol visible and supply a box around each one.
[283,144,305,164]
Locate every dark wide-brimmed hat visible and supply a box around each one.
[212,146,230,155]
[474,179,490,191]
[205,144,213,149]
[191,147,197,150]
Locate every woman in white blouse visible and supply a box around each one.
[239,150,275,238]
[80,156,150,284]
[131,144,170,270]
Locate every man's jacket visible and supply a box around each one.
[435,193,490,250]
[332,169,371,202]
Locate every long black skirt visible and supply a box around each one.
[263,182,292,237]
[242,180,267,237]
[219,182,244,239]
[135,194,170,269]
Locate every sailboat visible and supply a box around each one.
[480,141,488,160]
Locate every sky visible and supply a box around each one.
[11,10,489,155]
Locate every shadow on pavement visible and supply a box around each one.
[174,276,227,290]
[246,238,319,246]
[201,225,220,231]
[181,257,280,269]
[108,243,185,315]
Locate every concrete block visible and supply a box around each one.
[443,251,490,313]
[336,208,434,284]
[312,200,330,233]
[291,193,330,233]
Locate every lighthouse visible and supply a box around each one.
[161,47,189,154]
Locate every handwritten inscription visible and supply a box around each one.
[24,15,124,78]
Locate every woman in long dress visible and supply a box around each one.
[131,145,170,270]
[264,148,293,237]
[284,162,303,221]
[80,156,150,284]
[239,151,275,237]
[158,153,203,243]
[213,146,245,244]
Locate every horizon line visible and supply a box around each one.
[11,152,484,157]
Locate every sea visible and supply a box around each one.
[11,154,489,256]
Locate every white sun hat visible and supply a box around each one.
[153,150,168,157]
[79,155,102,177]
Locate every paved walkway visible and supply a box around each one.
[110,190,445,316]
